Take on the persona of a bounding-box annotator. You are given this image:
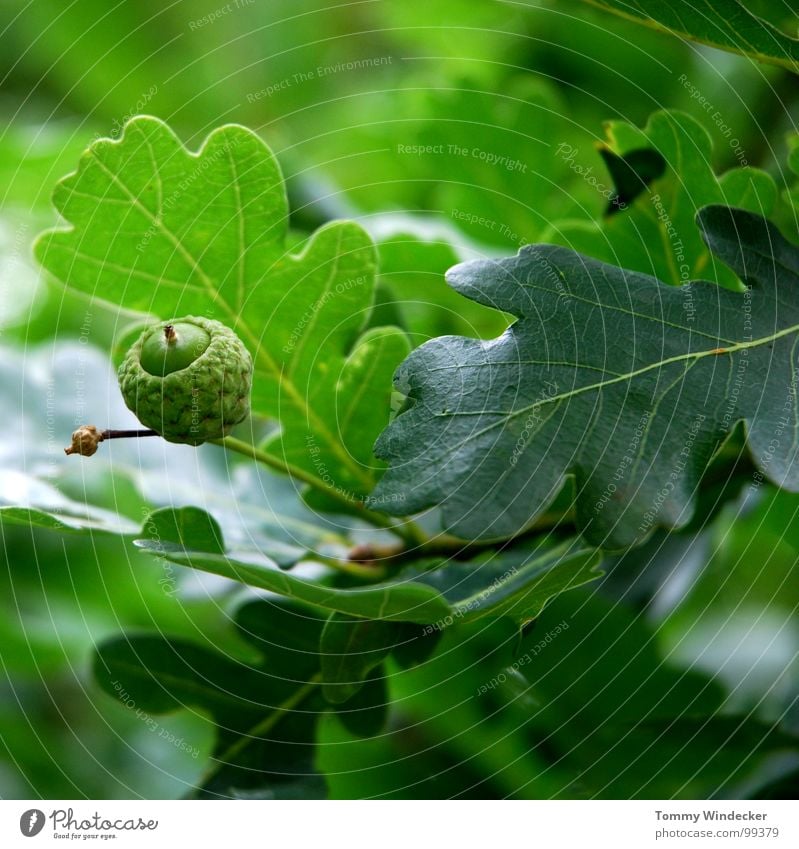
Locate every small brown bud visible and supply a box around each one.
[65,425,104,456]
[348,543,377,564]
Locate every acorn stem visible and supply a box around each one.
[102,429,160,440]
[65,425,160,456]
[163,324,178,345]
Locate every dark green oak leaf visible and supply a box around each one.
[371,206,799,549]
[34,116,407,500]
[582,0,799,72]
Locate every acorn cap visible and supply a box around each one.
[118,315,252,445]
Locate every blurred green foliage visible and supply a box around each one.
[1,0,798,799]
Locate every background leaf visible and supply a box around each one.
[583,0,799,72]
[319,614,398,704]
[5,0,799,802]
[144,507,225,554]
[93,598,329,799]
[373,227,509,342]
[550,111,780,291]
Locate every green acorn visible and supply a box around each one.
[118,316,252,445]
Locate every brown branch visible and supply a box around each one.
[347,508,576,567]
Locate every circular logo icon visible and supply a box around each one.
[19,810,46,837]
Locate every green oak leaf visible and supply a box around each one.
[582,0,799,72]
[371,206,799,549]
[135,540,452,623]
[143,506,225,554]
[9,498,310,573]
[598,145,666,213]
[388,623,442,669]
[549,111,778,291]
[384,616,570,798]
[414,79,597,249]
[136,537,598,626]
[783,132,799,214]
[34,116,407,500]
[234,598,327,682]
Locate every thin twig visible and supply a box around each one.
[347,508,576,567]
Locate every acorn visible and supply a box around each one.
[118,316,252,445]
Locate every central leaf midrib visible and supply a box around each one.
[514,321,799,416]
[434,320,799,452]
